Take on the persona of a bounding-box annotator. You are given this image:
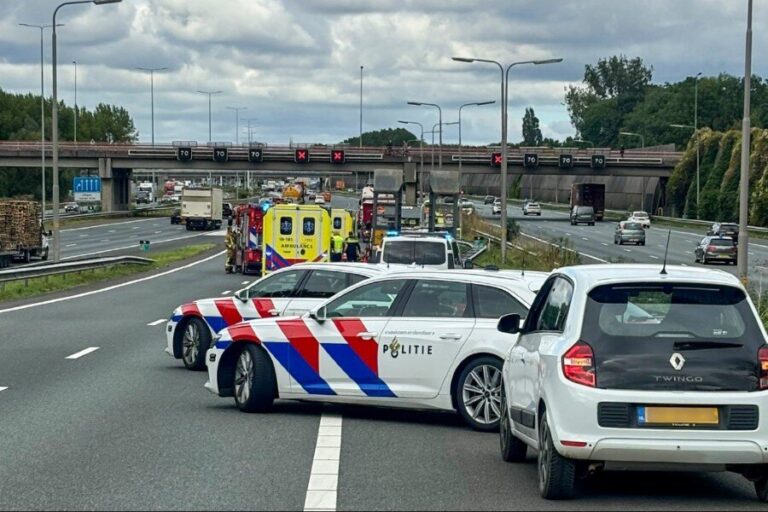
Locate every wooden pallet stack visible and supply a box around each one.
[0,200,41,250]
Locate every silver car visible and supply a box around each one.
[614,221,646,245]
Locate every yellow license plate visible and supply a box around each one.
[638,406,719,426]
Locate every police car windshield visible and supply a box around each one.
[383,240,446,265]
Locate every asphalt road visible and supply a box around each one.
[1,215,766,510]
[57,217,223,261]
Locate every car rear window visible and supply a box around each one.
[720,224,738,231]
[710,239,735,247]
[583,284,761,344]
[623,222,643,230]
[383,241,446,265]
[577,207,593,214]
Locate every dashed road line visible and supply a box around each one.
[221,290,232,295]
[601,243,608,246]
[154,231,162,234]
[147,319,167,326]
[624,249,632,253]
[582,237,589,241]
[241,281,250,285]
[304,413,342,512]
[649,255,659,260]
[108,230,116,233]
[66,347,100,360]
[0,387,8,393]
[65,243,77,247]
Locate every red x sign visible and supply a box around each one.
[295,149,309,163]
[491,152,502,167]
[331,150,345,164]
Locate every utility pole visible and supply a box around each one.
[737,0,753,283]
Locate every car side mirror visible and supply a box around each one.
[462,259,474,269]
[498,313,523,335]
[235,289,248,303]
[310,305,327,323]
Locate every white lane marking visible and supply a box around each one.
[0,251,226,315]
[304,413,342,512]
[649,255,660,260]
[154,231,162,234]
[624,249,632,253]
[79,234,88,238]
[131,227,139,230]
[241,281,250,285]
[518,232,609,263]
[108,230,116,233]
[61,218,157,233]
[61,233,206,260]
[65,243,77,247]
[582,237,589,241]
[601,243,608,247]
[147,319,167,326]
[0,387,8,393]
[66,347,100,360]
[221,290,232,295]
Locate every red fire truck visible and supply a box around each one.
[233,204,265,275]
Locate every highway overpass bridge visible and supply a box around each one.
[0,141,682,212]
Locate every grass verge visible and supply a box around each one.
[0,243,216,302]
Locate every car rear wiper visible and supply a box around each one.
[673,341,744,351]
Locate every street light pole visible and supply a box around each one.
[72,60,77,143]
[453,56,563,262]
[458,101,495,193]
[408,102,443,168]
[359,65,363,148]
[197,90,223,143]
[695,72,702,218]
[19,22,62,217]
[738,0,753,283]
[226,106,247,144]
[51,0,122,263]
[136,67,168,145]
[398,120,424,195]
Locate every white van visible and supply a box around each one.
[372,234,467,270]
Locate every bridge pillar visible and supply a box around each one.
[403,162,417,206]
[98,157,132,212]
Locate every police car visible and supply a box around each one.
[204,270,548,430]
[498,265,768,501]
[166,263,389,371]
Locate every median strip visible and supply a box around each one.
[66,347,100,360]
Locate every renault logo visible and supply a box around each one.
[669,353,686,371]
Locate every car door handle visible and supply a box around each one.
[357,332,377,340]
[438,333,462,340]
[267,309,279,316]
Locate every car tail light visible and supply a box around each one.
[563,342,596,387]
[759,346,768,390]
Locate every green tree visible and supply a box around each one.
[521,107,543,146]
[342,127,416,147]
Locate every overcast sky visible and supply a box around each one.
[0,0,765,146]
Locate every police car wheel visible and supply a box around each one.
[500,389,528,462]
[234,344,275,413]
[181,317,210,371]
[456,357,503,431]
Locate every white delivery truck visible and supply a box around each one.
[182,187,223,230]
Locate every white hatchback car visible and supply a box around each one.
[205,270,548,430]
[166,263,388,371]
[523,202,542,216]
[497,264,768,501]
[628,210,651,228]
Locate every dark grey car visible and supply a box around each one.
[614,221,646,245]
[570,206,595,226]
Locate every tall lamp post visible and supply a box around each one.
[738,0,753,283]
[72,60,77,143]
[359,65,364,148]
[398,120,424,195]
[452,56,562,262]
[18,22,63,217]
[226,106,247,144]
[458,100,495,184]
[51,0,122,263]
[136,66,168,145]
[197,89,223,143]
[407,102,443,168]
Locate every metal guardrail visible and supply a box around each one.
[45,206,175,222]
[651,215,768,234]
[0,255,154,286]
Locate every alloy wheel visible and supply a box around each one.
[182,321,200,366]
[234,349,254,404]
[462,365,502,426]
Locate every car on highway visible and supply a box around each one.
[522,202,542,216]
[628,210,651,229]
[371,233,466,270]
[205,269,549,430]
[166,263,389,370]
[63,202,80,214]
[492,198,502,215]
[170,208,183,225]
[695,235,737,265]
[484,195,496,205]
[570,205,595,226]
[459,198,474,213]
[497,264,768,501]
[708,222,739,241]
[614,220,646,245]
[136,191,151,204]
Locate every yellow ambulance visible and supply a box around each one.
[330,208,355,237]
[262,204,331,274]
